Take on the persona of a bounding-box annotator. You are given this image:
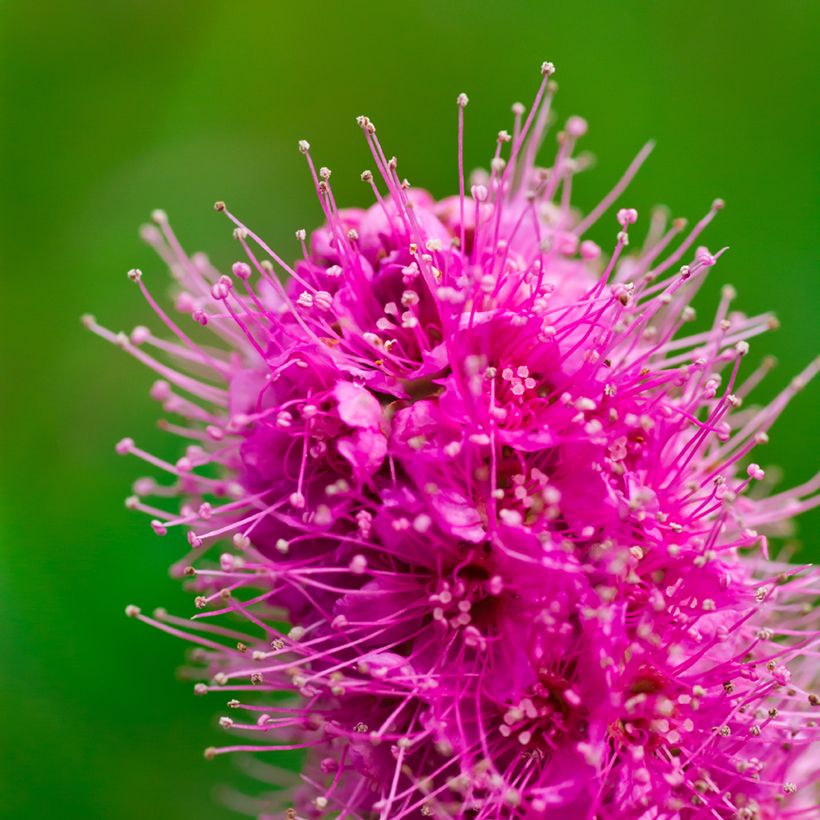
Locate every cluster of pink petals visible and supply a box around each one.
[91,64,819,819]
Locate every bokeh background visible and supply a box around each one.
[1,1,817,818]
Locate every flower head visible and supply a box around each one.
[93,64,818,818]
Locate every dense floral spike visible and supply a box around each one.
[92,65,820,819]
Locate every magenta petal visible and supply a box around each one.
[336,428,387,480]
[333,382,382,428]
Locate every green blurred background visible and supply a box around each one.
[1,1,817,817]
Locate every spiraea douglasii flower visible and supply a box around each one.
[89,62,819,818]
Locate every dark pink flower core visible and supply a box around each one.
[92,64,819,819]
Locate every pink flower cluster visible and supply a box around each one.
[91,63,819,818]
